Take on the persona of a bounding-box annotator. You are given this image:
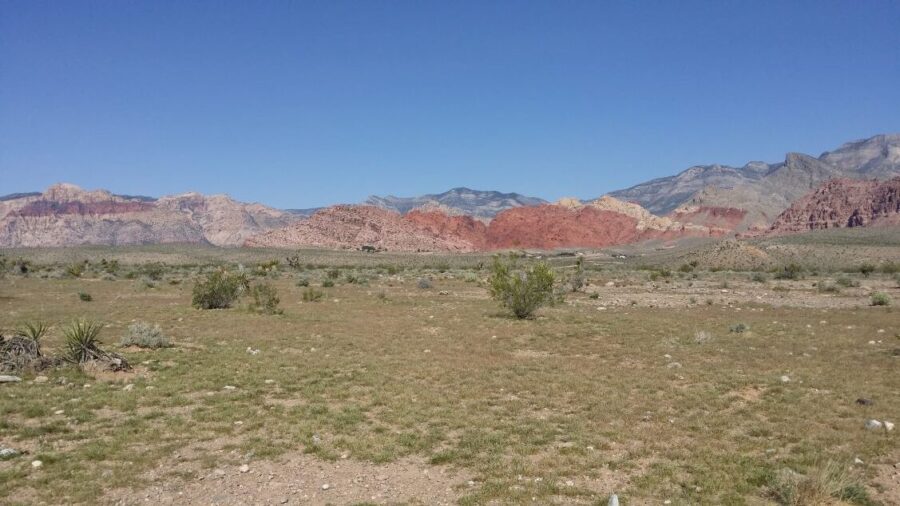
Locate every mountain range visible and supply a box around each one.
[1,133,899,250]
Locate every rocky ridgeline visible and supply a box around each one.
[769,177,900,233]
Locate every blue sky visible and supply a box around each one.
[2,1,899,208]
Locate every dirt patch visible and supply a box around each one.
[870,453,900,506]
[105,452,470,505]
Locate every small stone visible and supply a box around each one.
[264,379,275,384]
[239,464,250,473]
[779,375,791,383]
[865,419,883,430]
[565,480,574,486]
[467,480,475,487]
[608,494,619,506]
[54,409,65,415]
[885,421,895,432]
[0,375,22,383]
[31,460,42,468]
[666,362,682,369]
[223,385,237,391]
[855,398,873,406]
[123,384,134,391]
[213,469,226,478]
[321,483,330,490]
[33,376,48,383]
[854,457,864,465]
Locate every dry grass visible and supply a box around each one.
[0,246,898,504]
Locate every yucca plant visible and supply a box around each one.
[17,321,48,344]
[63,319,104,363]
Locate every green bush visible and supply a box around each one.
[295,278,310,287]
[859,263,875,277]
[321,279,335,288]
[191,270,247,309]
[774,263,803,280]
[835,276,859,288]
[78,291,93,302]
[302,287,325,302]
[750,272,767,283]
[729,323,749,333]
[871,292,891,306]
[248,282,282,314]
[120,322,171,348]
[488,255,555,319]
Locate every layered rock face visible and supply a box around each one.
[0,183,297,247]
[244,205,478,252]
[769,177,900,233]
[246,196,723,251]
[366,187,546,220]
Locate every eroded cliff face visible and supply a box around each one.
[0,183,297,247]
[769,177,900,233]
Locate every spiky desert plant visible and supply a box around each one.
[17,321,48,344]
[63,319,104,363]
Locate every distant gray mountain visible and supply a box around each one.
[366,187,546,220]
[284,207,324,218]
[609,133,900,229]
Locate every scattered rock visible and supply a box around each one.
[264,379,275,384]
[223,385,237,391]
[779,375,790,383]
[608,494,620,506]
[865,419,883,430]
[855,398,874,406]
[33,376,48,383]
[123,384,134,391]
[54,409,65,415]
[854,457,864,465]
[0,375,22,383]
[239,464,250,473]
[0,448,20,459]
[885,421,895,432]
[666,362,682,369]
[246,347,260,355]
[31,460,42,468]
[321,483,330,490]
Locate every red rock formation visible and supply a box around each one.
[404,210,488,250]
[769,177,900,234]
[485,205,645,249]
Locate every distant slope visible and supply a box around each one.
[366,187,546,220]
[609,134,900,230]
[0,183,298,247]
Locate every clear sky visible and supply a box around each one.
[2,1,899,208]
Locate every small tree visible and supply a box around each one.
[488,255,555,319]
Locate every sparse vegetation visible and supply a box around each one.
[301,287,325,302]
[768,461,867,506]
[417,277,432,289]
[63,319,129,370]
[858,263,875,277]
[774,263,804,280]
[729,323,749,333]
[78,291,93,302]
[487,255,555,319]
[120,322,172,348]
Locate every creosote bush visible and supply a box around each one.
[78,291,93,302]
[120,322,171,348]
[488,255,555,319]
[191,270,247,309]
[302,287,325,302]
[774,263,804,280]
[248,282,282,314]
[417,278,433,289]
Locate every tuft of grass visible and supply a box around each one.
[302,287,325,302]
[729,323,749,333]
[768,460,869,506]
[248,282,282,315]
[321,279,335,288]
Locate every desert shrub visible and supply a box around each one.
[417,278,433,289]
[326,269,341,280]
[191,270,247,309]
[750,272,767,283]
[870,292,891,306]
[302,287,325,302]
[141,263,166,281]
[386,265,400,275]
[678,263,694,273]
[568,257,586,292]
[120,322,171,348]
[729,323,749,333]
[589,292,600,299]
[78,291,93,302]
[66,261,86,278]
[296,278,310,287]
[248,283,282,314]
[100,258,120,274]
[488,255,555,319]
[344,273,359,284]
[881,261,899,274]
[816,281,840,293]
[859,263,875,277]
[321,279,335,288]
[774,263,803,280]
[768,461,867,506]
[63,319,129,371]
[1,322,50,374]
[376,290,389,302]
[835,276,859,288]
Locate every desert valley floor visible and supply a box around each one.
[1,229,899,505]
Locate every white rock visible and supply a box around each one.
[321,483,331,490]
[0,375,22,383]
[885,421,895,432]
[54,410,65,415]
[0,448,20,458]
[33,376,48,383]
[123,384,134,391]
[608,494,619,506]
[31,460,42,468]
[223,385,237,391]
[854,457,864,465]
[239,464,250,473]
[779,375,790,383]
[865,419,883,430]
[264,379,275,384]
